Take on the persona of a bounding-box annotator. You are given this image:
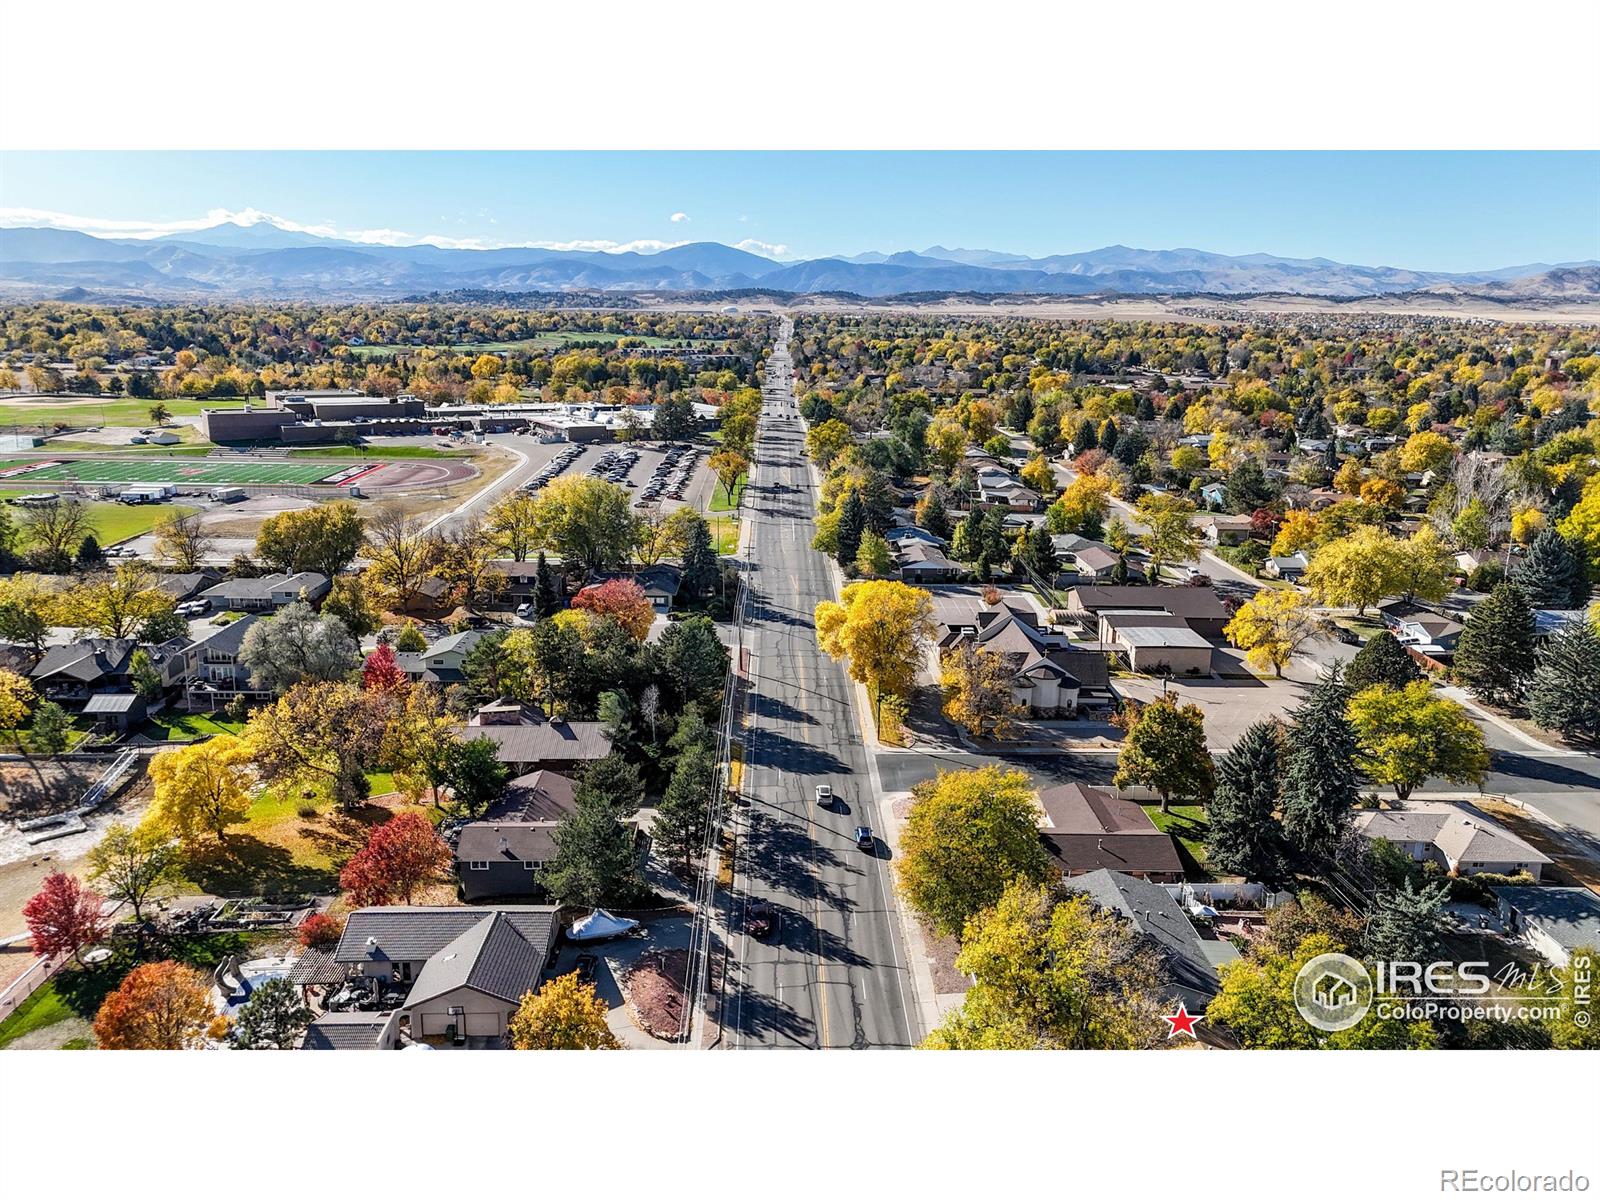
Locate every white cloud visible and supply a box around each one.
[670,212,691,223]
[735,237,791,260]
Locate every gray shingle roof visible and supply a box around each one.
[300,1012,391,1050]
[1497,887,1600,952]
[286,946,346,986]
[334,905,558,967]
[1062,869,1224,1008]
[31,638,136,683]
[460,719,614,766]
[403,911,545,1008]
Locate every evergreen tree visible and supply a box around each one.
[679,520,717,599]
[1072,416,1098,453]
[229,977,311,1049]
[1365,879,1451,964]
[978,507,1009,565]
[1098,421,1119,455]
[950,510,981,562]
[577,752,645,813]
[534,550,559,616]
[1021,525,1058,579]
[76,534,103,567]
[1527,617,1600,744]
[1513,527,1590,609]
[653,743,716,874]
[835,489,864,567]
[1344,630,1422,693]
[1454,582,1536,708]
[859,471,895,534]
[542,792,637,908]
[1281,674,1358,860]
[1225,458,1278,514]
[918,491,950,541]
[1205,719,1288,881]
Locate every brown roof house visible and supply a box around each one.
[453,770,581,902]
[1037,784,1184,883]
[458,700,613,774]
[940,602,1113,717]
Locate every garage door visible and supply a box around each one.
[418,1011,452,1037]
[465,1011,503,1037]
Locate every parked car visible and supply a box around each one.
[175,600,209,617]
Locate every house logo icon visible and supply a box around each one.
[1293,952,1373,1032]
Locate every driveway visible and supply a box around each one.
[546,915,693,1050]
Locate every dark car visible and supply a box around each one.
[747,900,775,939]
[574,953,598,985]
[854,826,875,851]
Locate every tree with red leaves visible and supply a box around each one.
[339,812,450,906]
[297,911,345,950]
[1249,508,1281,542]
[571,577,654,642]
[362,643,408,693]
[94,961,216,1049]
[23,871,107,964]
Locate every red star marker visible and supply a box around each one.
[1163,1002,1202,1039]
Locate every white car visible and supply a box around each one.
[175,600,210,617]
[815,784,832,807]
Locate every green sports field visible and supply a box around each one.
[0,457,364,485]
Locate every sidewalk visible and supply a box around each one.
[1438,685,1594,759]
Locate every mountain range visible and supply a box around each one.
[1,219,1595,303]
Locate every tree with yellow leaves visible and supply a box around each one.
[1304,525,1406,615]
[803,418,854,469]
[1331,459,1364,497]
[0,668,36,735]
[1359,477,1406,511]
[940,645,1026,740]
[1045,472,1112,536]
[1399,430,1455,474]
[1224,589,1319,677]
[508,973,620,1049]
[145,735,255,847]
[1019,453,1057,498]
[63,562,173,639]
[1271,509,1323,557]
[814,580,934,716]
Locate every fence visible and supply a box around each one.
[0,951,68,1024]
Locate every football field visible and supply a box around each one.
[0,457,376,485]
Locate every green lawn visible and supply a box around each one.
[0,929,271,1049]
[2,457,361,485]
[138,712,246,742]
[0,492,201,546]
[0,395,252,429]
[44,440,216,456]
[1142,803,1214,880]
[706,515,740,555]
[709,472,747,513]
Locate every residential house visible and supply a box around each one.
[1377,600,1463,655]
[976,477,1042,513]
[1036,784,1184,883]
[589,563,683,612]
[893,536,965,583]
[198,571,331,613]
[396,629,489,687]
[1196,514,1255,547]
[486,559,560,609]
[1495,887,1600,969]
[459,700,613,774]
[1533,610,1591,642]
[1352,803,1551,880]
[183,615,269,710]
[154,570,221,602]
[1062,869,1238,1014]
[454,769,580,902]
[1199,481,1227,509]
[1263,551,1310,582]
[332,906,559,1042]
[299,1011,401,1051]
[30,638,137,706]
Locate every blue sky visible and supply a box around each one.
[1,151,1595,271]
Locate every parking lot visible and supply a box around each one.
[513,438,716,513]
[1114,673,1314,750]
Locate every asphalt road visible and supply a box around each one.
[726,320,917,1050]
